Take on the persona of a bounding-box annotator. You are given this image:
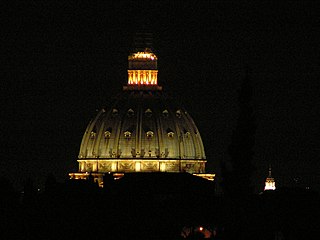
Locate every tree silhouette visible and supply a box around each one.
[222,69,256,196]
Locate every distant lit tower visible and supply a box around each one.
[264,166,276,191]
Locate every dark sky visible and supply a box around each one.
[2,1,320,192]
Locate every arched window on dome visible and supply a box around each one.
[90,131,96,139]
[124,131,132,140]
[146,130,154,139]
[145,108,152,117]
[176,110,182,118]
[112,109,118,117]
[167,128,174,139]
[184,130,191,138]
[127,108,134,117]
[162,109,169,118]
[104,130,111,139]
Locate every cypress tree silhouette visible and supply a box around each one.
[222,68,256,196]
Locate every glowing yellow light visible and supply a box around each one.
[199,227,203,231]
[129,52,157,60]
[135,162,141,171]
[160,162,166,172]
[264,178,276,190]
[128,70,158,85]
[264,167,276,191]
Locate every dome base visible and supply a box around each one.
[77,159,207,174]
[68,171,215,188]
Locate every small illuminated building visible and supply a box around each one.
[264,166,276,191]
[69,36,214,187]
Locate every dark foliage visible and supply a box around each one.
[1,174,319,239]
[222,69,256,196]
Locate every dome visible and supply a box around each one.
[78,88,206,174]
[69,39,214,185]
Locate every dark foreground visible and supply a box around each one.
[1,174,319,239]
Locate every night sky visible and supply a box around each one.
[3,1,320,192]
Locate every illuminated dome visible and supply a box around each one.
[70,39,213,185]
[78,89,206,173]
